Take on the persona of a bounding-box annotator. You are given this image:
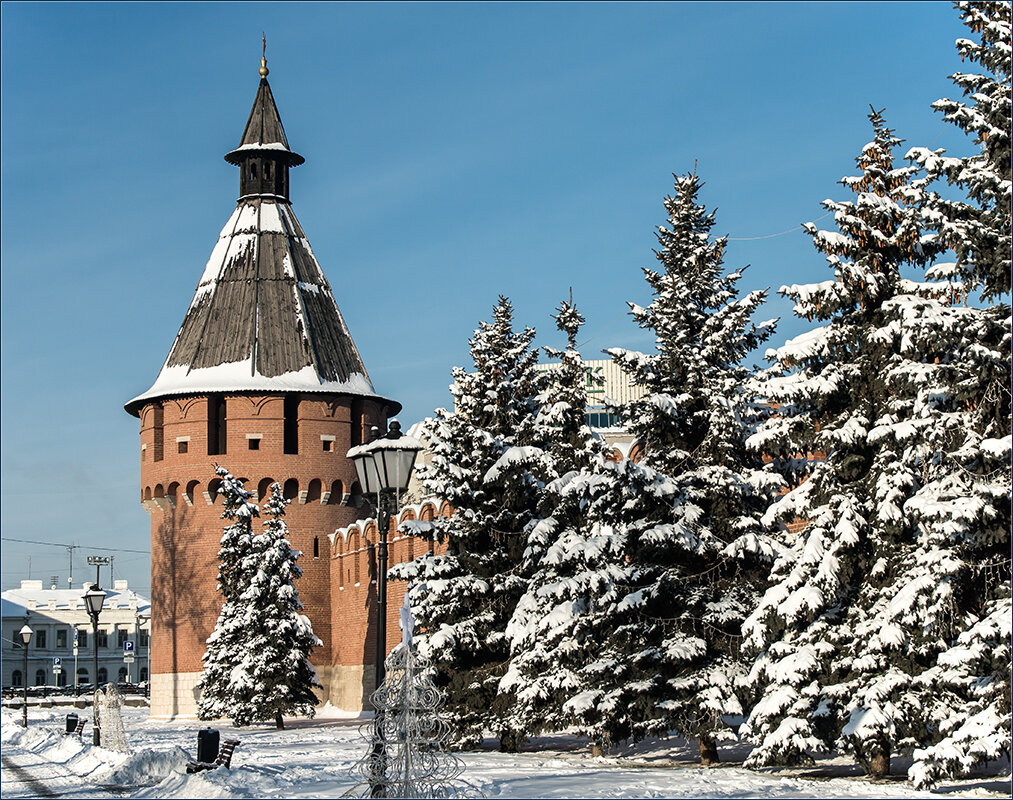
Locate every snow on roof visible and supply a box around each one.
[125,196,400,416]
[1,580,150,616]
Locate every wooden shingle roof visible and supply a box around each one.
[225,78,304,167]
[125,76,397,417]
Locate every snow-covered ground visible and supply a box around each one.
[2,705,1009,798]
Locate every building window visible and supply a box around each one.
[11,670,22,687]
[178,440,188,454]
[118,667,128,683]
[56,670,67,687]
[77,629,87,649]
[56,629,67,648]
[153,403,164,461]
[140,667,148,682]
[117,629,128,648]
[97,630,108,649]
[313,537,320,559]
[97,667,108,684]
[12,630,21,649]
[248,438,260,450]
[283,396,299,454]
[208,395,227,455]
[77,667,88,684]
[35,630,46,649]
[35,669,46,686]
[139,629,149,647]
[322,439,332,452]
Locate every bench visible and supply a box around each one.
[186,738,240,773]
[61,719,86,737]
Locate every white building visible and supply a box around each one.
[2,580,151,689]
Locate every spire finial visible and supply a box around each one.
[259,32,269,78]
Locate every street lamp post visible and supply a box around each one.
[19,624,33,727]
[347,419,422,796]
[83,584,106,747]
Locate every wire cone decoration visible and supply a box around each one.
[346,597,472,798]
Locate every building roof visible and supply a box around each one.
[2,580,150,617]
[125,74,399,417]
[224,78,304,167]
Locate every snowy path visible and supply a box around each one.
[1,744,118,798]
[2,705,1009,799]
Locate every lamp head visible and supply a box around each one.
[83,585,106,617]
[18,624,33,645]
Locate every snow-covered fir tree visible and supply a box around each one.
[391,296,549,751]
[552,171,780,762]
[902,3,1012,787]
[199,475,321,727]
[197,466,260,721]
[908,0,1011,300]
[739,108,1008,780]
[497,296,630,748]
[233,482,321,728]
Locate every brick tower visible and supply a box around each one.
[125,56,399,718]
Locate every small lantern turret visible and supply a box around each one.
[224,40,304,200]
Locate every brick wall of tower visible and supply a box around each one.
[139,392,385,714]
[327,500,450,709]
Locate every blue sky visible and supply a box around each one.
[0,2,973,593]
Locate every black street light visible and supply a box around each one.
[347,418,422,796]
[83,584,106,746]
[19,624,33,727]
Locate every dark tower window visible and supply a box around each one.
[208,395,227,455]
[250,163,257,180]
[153,404,164,462]
[284,396,299,454]
[313,537,320,559]
[350,399,363,447]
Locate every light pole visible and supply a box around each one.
[347,419,422,796]
[19,624,33,727]
[83,584,106,746]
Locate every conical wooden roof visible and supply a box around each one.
[224,78,304,167]
[126,77,396,417]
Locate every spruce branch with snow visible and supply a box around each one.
[908,0,1011,301]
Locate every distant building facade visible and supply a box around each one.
[2,580,150,689]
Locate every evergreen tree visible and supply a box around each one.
[903,3,1012,786]
[199,475,322,727]
[391,296,548,750]
[739,109,1010,780]
[549,172,779,761]
[498,296,628,747]
[197,466,260,721]
[908,0,1011,300]
[234,482,321,728]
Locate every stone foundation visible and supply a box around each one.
[149,671,203,718]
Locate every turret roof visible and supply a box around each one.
[225,78,304,166]
[125,75,397,417]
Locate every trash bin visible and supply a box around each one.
[65,713,79,734]
[197,727,220,763]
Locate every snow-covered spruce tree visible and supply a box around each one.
[557,171,780,762]
[197,466,260,721]
[228,481,321,728]
[390,296,549,751]
[908,0,1011,300]
[739,108,1008,779]
[198,475,321,727]
[497,297,629,747]
[902,3,1012,787]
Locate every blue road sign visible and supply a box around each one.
[124,640,135,653]
[53,657,62,667]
